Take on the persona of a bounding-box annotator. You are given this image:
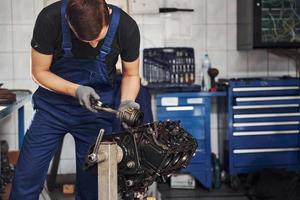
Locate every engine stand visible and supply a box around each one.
[97,142,119,200]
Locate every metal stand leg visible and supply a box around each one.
[86,129,122,200]
[98,142,118,200]
[18,106,24,148]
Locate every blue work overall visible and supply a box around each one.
[9,1,120,199]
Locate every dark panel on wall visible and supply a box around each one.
[238,0,300,49]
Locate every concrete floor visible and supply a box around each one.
[158,184,248,200]
[49,175,250,200]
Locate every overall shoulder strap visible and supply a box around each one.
[61,0,73,57]
[98,5,121,61]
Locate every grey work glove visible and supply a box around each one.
[75,85,100,112]
[117,100,140,129]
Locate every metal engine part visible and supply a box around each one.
[117,107,144,127]
[86,120,197,200]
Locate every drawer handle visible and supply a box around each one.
[233,86,299,92]
[166,106,194,111]
[234,113,300,119]
[234,148,300,154]
[233,104,299,109]
[233,130,299,136]
[233,121,300,127]
[236,96,300,102]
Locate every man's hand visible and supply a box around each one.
[118,100,140,113]
[117,100,140,129]
[75,85,100,112]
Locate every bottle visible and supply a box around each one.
[202,53,211,91]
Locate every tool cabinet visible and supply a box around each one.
[156,92,212,188]
[227,78,300,176]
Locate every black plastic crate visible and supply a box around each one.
[143,48,195,85]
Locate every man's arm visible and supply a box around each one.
[31,48,80,97]
[120,57,140,102]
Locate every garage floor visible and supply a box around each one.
[49,175,250,200]
[158,184,248,200]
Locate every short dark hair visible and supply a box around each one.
[66,0,109,41]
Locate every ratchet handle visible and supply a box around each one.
[90,97,118,114]
[90,96,144,127]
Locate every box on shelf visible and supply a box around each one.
[170,174,195,189]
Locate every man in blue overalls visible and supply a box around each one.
[9,0,141,199]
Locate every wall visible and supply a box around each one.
[0,0,42,151]
[0,0,297,174]
[131,0,296,156]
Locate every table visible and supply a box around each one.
[0,90,32,149]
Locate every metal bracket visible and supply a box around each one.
[88,129,123,200]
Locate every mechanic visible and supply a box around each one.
[9,0,140,199]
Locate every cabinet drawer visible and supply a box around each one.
[233,150,300,167]
[233,113,300,123]
[234,96,300,106]
[233,105,300,115]
[233,122,300,132]
[157,106,205,118]
[232,134,299,149]
[232,85,300,97]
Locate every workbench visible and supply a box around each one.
[0,90,32,149]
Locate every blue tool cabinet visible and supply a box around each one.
[227,78,300,176]
[156,92,212,188]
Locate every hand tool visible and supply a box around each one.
[90,98,144,127]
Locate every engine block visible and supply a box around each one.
[86,120,197,199]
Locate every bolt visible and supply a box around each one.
[88,153,97,163]
[126,180,134,186]
[127,161,136,168]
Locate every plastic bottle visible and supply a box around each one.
[202,53,211,91]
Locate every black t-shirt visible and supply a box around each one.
[31,1,140,82]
